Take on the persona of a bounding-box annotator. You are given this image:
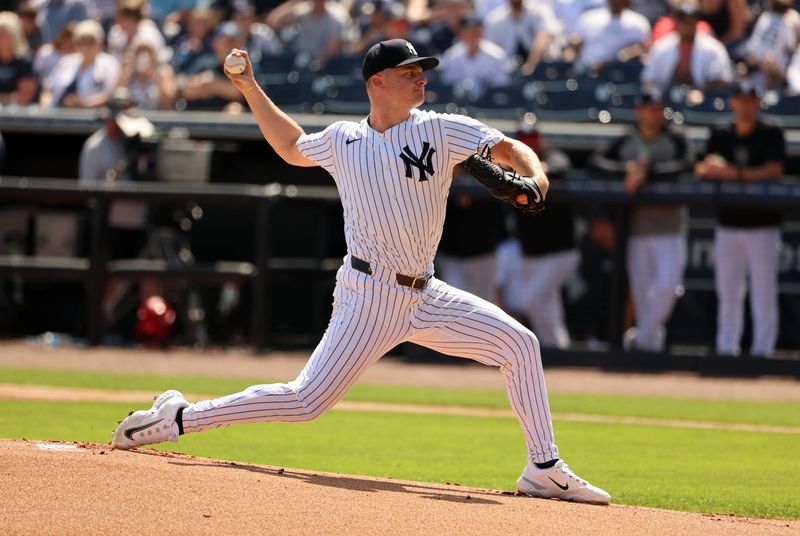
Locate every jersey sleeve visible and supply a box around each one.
[296,122,341,173]
[439,113,504,165]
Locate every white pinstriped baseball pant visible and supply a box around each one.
[182,258,559,464]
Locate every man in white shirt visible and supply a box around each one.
[106,0,168,64]
[641,0,732,91]
[744,0,798,90]
[267,0,350,66]
[548,0,606,36]
[484,0,563,74]
[571,0,651,68]
[231,0,284,65]
[439,15,511,98]
[40,19,121,109]
[789,47,800,93]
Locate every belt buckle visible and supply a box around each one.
[411,276,426,290]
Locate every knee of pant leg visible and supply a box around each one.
[294,383,339,421]
[528,330,541,353]
[513,326,540,353]
[503,329,542,369]
[301,403,328,421]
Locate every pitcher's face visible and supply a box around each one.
[380,64,427,108]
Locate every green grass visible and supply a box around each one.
[2,366,800,427]
[1,399,798,519]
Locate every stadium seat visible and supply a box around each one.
[528,83,606,122]
[465,83,532,120]
[319,80,370,115]
[603,92,638,123]
[678,88,733,125]
[597,61,644,85]
[423,78,456,113]
[762,94,800,128]
[257,77,318,113]
[259,53,298,74]
[531,61,575,82]
[317,54,362,78]
[527,61,577,92]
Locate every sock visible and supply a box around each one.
[535,459,559,469]
[176,407,185,435]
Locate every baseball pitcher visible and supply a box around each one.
[112,39,610,504]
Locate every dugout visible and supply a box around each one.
[2,108,800,365]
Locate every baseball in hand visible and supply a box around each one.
[224,52,246,75]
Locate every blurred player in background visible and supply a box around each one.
[437,163,506,302]
[513,115,579,349]
[695,80,786,357]
[591,88,693,353]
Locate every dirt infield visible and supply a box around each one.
[3,440,798,536]
[2,341,800,535]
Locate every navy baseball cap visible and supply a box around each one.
[731,79,762,98]
[362,39,439,81]
[459,14,483,28]
[636,87,664,106]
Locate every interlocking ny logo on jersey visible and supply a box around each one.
[400,142,436,182]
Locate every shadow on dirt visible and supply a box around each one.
[169,459,507,505]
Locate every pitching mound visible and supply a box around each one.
[1,440,796,536]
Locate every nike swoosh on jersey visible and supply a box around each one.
[345,138,361,145]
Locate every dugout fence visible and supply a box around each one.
[2,175,800,376]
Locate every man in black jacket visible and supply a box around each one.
[694,80,786,357]
[510,116,579,349]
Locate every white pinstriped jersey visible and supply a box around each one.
[297,108,504,277]
[181,110,561,467]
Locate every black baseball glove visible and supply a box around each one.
[462,146,546,215]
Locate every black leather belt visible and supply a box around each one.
[350,256,430,291]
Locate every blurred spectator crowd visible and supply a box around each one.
[0,0,798,115]
[0,0,797,354]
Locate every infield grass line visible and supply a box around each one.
[2,383,800,435]
[2,366,800,428]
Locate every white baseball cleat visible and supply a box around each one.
[516,460,611,505]
[111,390,189,450]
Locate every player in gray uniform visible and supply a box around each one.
[111,39,610,505]
[591,88,693,353]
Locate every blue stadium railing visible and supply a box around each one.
[2,175,799,358]
[251,55,800,126]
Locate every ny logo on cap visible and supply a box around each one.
[406,42,418,57]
